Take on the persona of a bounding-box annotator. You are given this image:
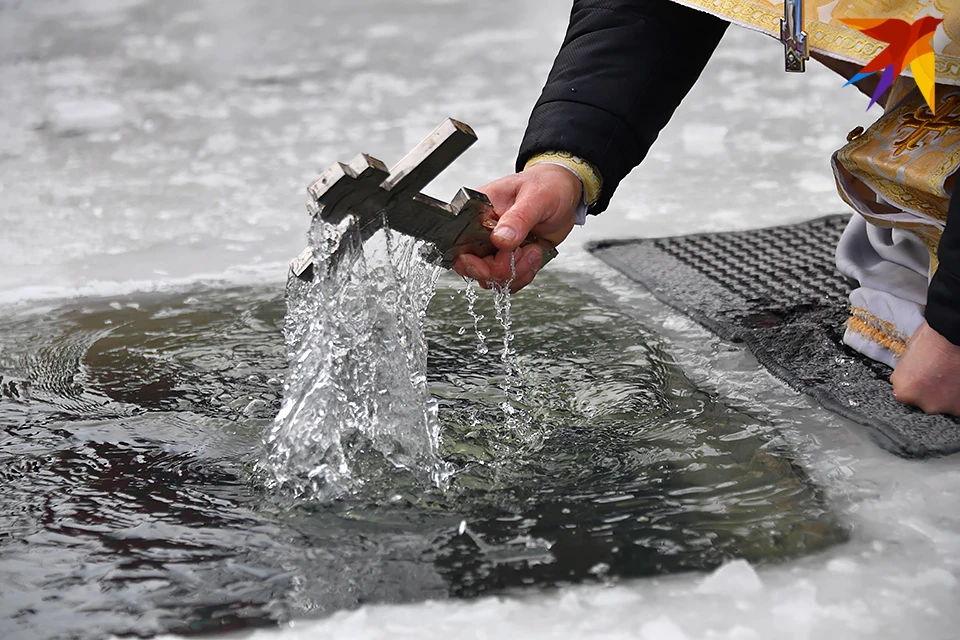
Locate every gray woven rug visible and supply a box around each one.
[587,214,960,458]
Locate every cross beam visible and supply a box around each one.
[290,119,558,281]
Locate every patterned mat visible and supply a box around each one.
[588,214,960,458]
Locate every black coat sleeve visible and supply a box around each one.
[925,189,960,345]
[517,0,728,214]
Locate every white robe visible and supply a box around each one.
[835,215,930,368]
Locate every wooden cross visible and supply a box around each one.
[893,94,960,154]
[290,119,558,282]
[780,0,809,72]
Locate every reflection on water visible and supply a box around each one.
[0,276,846,639]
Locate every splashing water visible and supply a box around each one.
[258,214,448,502]
[491,253,526,425]
[457,252,534,437]
[463,280,488,355]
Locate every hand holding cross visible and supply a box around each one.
[290,119,558,283]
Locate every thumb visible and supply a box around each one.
[490,187,543,251]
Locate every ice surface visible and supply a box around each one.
[3,0,958,638]
[45,99,126,134]
[680,123,729,157]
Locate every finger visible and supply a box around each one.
[491,185,545,252]
[493,247,516,274]
[458,253,493,282]
[509,245,542,293]
[477,173,519,197]
[482,245,540,290]
[483,248,522,285]
[522,243,543,277]
[506,244,538,284]
[477,175,520,215]
[509,270,536,294]
[452,256,469,279]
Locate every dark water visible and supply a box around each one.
[0,275,846,639]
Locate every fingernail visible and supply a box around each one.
[525,245,542,269]
[465,264,481,280]
[493,225,518,245]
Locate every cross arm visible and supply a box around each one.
[289,118,559,281]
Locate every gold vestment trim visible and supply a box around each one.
[833,82,960,278]
[668,0,960,86]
